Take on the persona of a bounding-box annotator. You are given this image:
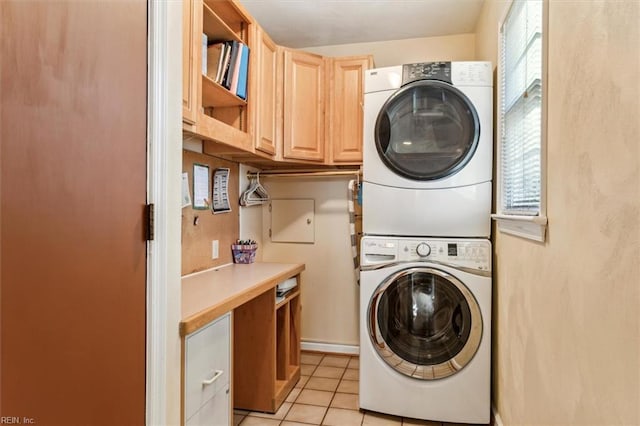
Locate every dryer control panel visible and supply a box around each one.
[361,236,491,272]
[403,62,451,84]
[401,61,492,87]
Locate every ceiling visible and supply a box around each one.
[241,0,485,48]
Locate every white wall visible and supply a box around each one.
[304,33,476,67]
[476,1,640,424]
[259,177,360,346]
[239,164,264,260]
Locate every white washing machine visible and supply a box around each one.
[363,62,493,238]
[359,236,491,423]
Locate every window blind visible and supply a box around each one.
[500,0,543,215]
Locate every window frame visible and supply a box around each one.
[492,0,549,242]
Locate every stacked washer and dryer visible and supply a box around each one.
[359,62,493,424]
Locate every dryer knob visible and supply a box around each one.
[416,243,431,257]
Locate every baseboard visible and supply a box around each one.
[492,405,504,426]
[301,341,360,355]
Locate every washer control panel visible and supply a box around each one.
[361,236,491,271]
[416,242,431,257]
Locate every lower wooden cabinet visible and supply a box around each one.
[275,291,301,400]
[181,272,303,423]
[234,280,301,413]
[183,312,232,426]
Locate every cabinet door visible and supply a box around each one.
[328,56,372,163]
[253,26,278,155]
[283,49,325,162]
[186,0,255,151]
[182,0,200,125]
[186,385,230,426]
[184,313,231,422]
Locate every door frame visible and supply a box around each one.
[147,1,182,424]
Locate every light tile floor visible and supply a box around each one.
[234,351,487,426]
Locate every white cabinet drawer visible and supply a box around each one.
[185,313,231,421]
[186,385,230,426]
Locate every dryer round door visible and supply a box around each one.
[375,80,480,180]
[368,267,482,380]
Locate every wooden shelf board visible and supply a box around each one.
[274,365,301,406]
[202,2,242,43]
[276,290,300,310]
[194,112,253,153]
[201,75,247,108]
[287,365,300,379]
[204,0,250,28]
[275,379,287,396]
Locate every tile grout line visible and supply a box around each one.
[318,361,346,426]
[284,352,325,425]
[242,352,368,426]
[312,352,333,425]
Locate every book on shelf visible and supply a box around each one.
[206,42,225,80]
[229,43,243,94]
[201,34,208,75]
[203,39,250,100]
[222,40,240,90]
[216,43,231,84]
[236,44,250,100]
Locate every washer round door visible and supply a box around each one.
[368,267,483,380]
[375,80,480,180]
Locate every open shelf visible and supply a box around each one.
[275,365,301,404]
[276,289,300,310]
[204,0,249,31]
[202,75,247,108]
[202,2,242,43]
[233,278,301,414]
[184,0,252,150]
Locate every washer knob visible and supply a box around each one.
[416,243,431,257]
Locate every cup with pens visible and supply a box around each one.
[231,239,258,264]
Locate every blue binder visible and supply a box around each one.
[236,44,250,100]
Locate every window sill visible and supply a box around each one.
[491,214,548,242]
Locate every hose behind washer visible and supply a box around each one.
[348,179,360,286]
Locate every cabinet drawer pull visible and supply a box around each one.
[202,370,224,386]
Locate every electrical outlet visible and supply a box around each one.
[212,240,219,259]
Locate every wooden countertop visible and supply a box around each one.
[181,262,305,336]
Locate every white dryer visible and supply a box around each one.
[360,236,491,423]
[363,62,493,237]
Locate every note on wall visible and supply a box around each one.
[212,168,231,214]
[181,172,192,208]
[193,163,209,210]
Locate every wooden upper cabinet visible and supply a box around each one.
[183,1,373,166]
[252,26,279,156]
[327,55,373,164]
[183,0,254,151]
[283,49,325,162]
[182,0,199,125]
